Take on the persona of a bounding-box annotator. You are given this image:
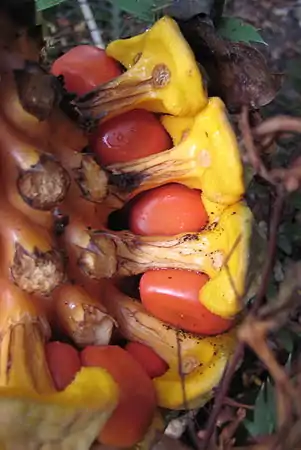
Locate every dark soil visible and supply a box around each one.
[226,0,300,70]
[226,0,301,116]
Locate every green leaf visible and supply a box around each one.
[266,280,278,302]
[112,0,169,22]
[278,223,301,255]
[290,192,301,210]
[287,58,301,93]
[287,59,301,79]
[35,0,66,11]
[217,16,267,45]
[244,379,276,437]
[277,233,293,256]
[276,329,294,354]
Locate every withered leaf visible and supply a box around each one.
[178,16,284,112]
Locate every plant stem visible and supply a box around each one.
[77,0,104,47]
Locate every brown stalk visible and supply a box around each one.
[254,116,301,138]
[176,332,203,450]
[200,105,301,450]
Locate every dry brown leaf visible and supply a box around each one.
[178,17,283,112]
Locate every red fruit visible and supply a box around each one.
[91,109,171,166]
[125,341,168,378]
[81,345,156,448]
[51,45,122,96]
[45,341,81,390]
[140,269,233,335]
[129,183,208,236]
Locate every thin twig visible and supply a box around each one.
[77,0,105,48]
[223,234,244,306]
[200,345,245,450]
[223,397,254,411]
[201,186,284,449]
[176,332,188,411]
[240,106,273,184]
[202,105,289,449]
[254,116,301,137]
[176,332,202,450]
[252,191,285,313]
[219,407,246,449]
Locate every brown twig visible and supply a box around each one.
[238,316,296,426]
[240,106,274,184]
[200,345,245,450]
[174,107,301,450]
[223,234,244,307]
[248,115,301,154]
[219,408,246,450]
[241,111,301,193]
[223,398,254,411]
[201,188,285,449]
[254,116,301,137]
[252,191,285,313]
[176,332,202,450]
[271,156,301,192]
[201,105,296,449]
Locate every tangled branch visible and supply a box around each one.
[199,108,301,450]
